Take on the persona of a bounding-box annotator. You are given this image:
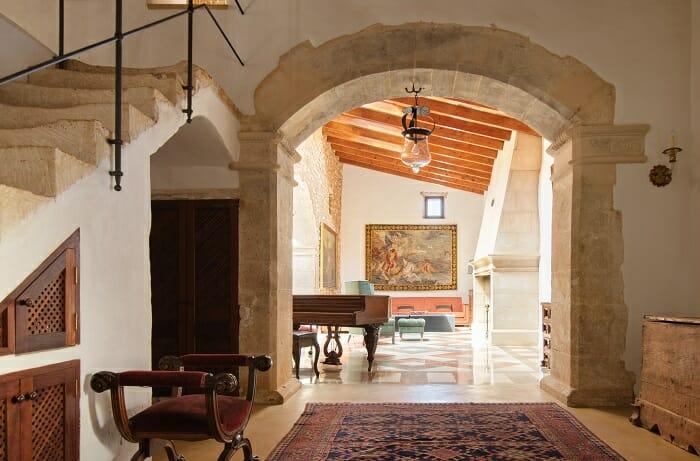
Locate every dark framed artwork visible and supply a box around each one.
[365,224,457,291]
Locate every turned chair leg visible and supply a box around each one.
[218,443,235,461]
[163,440,185,461]
[218,439,258,461]
[130,440,150,461]
[242,438,259,461]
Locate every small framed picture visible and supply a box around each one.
[319,223,338,289]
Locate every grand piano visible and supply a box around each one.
[292,295,390,371]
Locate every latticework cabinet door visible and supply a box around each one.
[0,380,21,461]
[20,364,78,461]
[12,231,79,354]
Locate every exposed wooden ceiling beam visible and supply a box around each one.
[334,149,490,187]
[331,144,491,185]
[339,158,485,194]
[327,117,499,159]
[324,128,495,166]
[325,135,493,176]
[328,140,493,180]
[391,97,539,136]
[345,107,505,150]
[367,101,512,141]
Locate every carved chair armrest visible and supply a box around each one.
[158,354,272,402]
[203,373,247,442]
[118,370,211,389]
[182,354,260,369]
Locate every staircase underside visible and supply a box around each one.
[0,60,235,235]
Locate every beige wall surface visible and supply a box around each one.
[691,1,700,311]
[293,129,343,294]
[340,164,484,302]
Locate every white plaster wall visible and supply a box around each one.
[474,136,516,258]
[0,14,52,77]
[0,136,153,461]
[150,116,240,191]
[0,80,239,458]
[691,1,700,310]
[340,164,484,302]
[292,181,319,294]
[538,142,553,303]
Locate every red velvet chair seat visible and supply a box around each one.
[130,394,251,439]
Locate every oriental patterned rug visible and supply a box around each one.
[268,403,624,461]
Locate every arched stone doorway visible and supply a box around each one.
[234,23,649,407]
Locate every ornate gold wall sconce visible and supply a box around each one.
[649,132,682,187]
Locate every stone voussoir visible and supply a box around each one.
[0,120,110,166]
[0,103,154,142]
[0,146,93,197]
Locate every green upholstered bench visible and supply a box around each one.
[397,317,426,341]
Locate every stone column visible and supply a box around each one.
[234,131,300,404]
[540,124,649,407]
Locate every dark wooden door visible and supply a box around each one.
[150,200,239,371]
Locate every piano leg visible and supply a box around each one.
[322,325,343,365]
[363,325,380,372]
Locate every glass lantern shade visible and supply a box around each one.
[400,132,431,173]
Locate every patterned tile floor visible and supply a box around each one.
[296,328,544,385]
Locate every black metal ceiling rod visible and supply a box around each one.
[0,1,246,192]
[203,4,245,66]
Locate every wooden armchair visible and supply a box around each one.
[90,354,272,461]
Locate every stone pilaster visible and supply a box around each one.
[235,131,300,404]
[540,124,649,407]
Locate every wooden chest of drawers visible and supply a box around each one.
[631,315,699,454]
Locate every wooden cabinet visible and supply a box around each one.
[0,231,80,355]
[541,302,551,370]
[631,316,699,455]
[0,360,79,461]
[150,200,239,382]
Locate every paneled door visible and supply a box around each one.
[150,200,239,384]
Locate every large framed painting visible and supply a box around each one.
[320,223,338,289]
[365,224,457,291]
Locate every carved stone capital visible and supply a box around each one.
[548,123,650,166]
[470,254,540,275]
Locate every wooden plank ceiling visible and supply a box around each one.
[322,97,538,194]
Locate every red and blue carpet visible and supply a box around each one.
[268,403,624,460]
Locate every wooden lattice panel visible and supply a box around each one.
[31,384,65,461]
[0,399,6,461]
[27,271,66,336]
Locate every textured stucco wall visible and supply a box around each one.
[293,129,343,294]
[691,1,700,310]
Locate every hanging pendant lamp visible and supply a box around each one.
[400,84,436,173]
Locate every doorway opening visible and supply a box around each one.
[148,117,240,395]
[291,96,551,388]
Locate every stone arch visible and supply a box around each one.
[249,23,615,146]
[236,23,649,407]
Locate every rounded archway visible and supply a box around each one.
[236,22,648,407]
[249,23,615,148]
